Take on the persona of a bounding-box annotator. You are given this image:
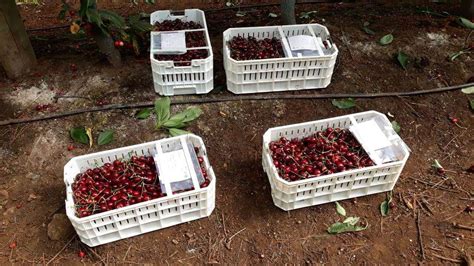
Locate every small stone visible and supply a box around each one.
[47,213,74,241]
[297,220,302,224]
[27,194,38,202]
[3,207,15,216]
[172,239,179,245]
[185,232,194,239]
[259,254,265,259]
[0,190,9,205]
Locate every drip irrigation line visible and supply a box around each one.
[0,82,472,127]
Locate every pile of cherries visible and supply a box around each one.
[72,149,210,218]
[154,50,208,66]
[269,128,374,182]
[153,19,203,31]
[228,36,284,60]
[186,31,206,48]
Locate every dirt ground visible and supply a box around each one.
[0,0,473,264]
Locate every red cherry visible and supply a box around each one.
[78,250,86,258]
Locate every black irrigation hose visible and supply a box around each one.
[0,82,472,127]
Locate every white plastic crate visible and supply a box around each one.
[150,9,213,96]
[262,111,410,211]
[64,134,216,247]
[223,24,338,94]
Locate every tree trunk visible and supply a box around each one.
[281,0,296,25]
[92,29,122,67]
[0,0,36,79]
[461,0,474,18]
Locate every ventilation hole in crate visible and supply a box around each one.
[96,227,100,232]
[93,220,97,224]
[346,182,350,187]
[297,192,300,197]
[383,175,387,180]
[365,179,369,183]
[321,187,325,191]
[119,221,122,226]
[359,180,362,184]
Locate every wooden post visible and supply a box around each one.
[281,0,296,25]
[0,0,36,79]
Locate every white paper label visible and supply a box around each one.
[288,35,318,51]
[350,120,392,151]
[157,149,190,183]
[161,32,186,53]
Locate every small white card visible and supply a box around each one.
[161,32,186,53]
[350,120,392,151]
[288,35,318,51]
[157,149,190,183]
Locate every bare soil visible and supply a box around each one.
[0,1,473,264]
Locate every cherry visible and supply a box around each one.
[78,250,86,258]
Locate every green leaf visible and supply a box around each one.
[327,221,368,234]
[379,34,394,45]
[97,130,114,145]
[432,159,443,169]
[299,11,317,19]
[135,108,151,119]
[380,200,389,216]
[397,51,409,70]
[458,17,474,30]
[335,202,346,216]
[332,98,355,109]
[129,15,153,32]
[99,10,126,29]
[343,216,360,226]
[461,86,474,94]
[470,99,474,110]
[268,12,278,18]
[236,11,246,17]
[168,128,190,137]
[449,50,467,61]
[145,0,155,4]
[58,0,70,19]
[362,22,375,35]
[170,107,203,123]
[70,127,89,145]
[391,120,401,133]
[154,97,171,128]
[162,118,187,129]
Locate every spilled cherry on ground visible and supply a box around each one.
[269,127,374,182]
[72,147,210,218]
